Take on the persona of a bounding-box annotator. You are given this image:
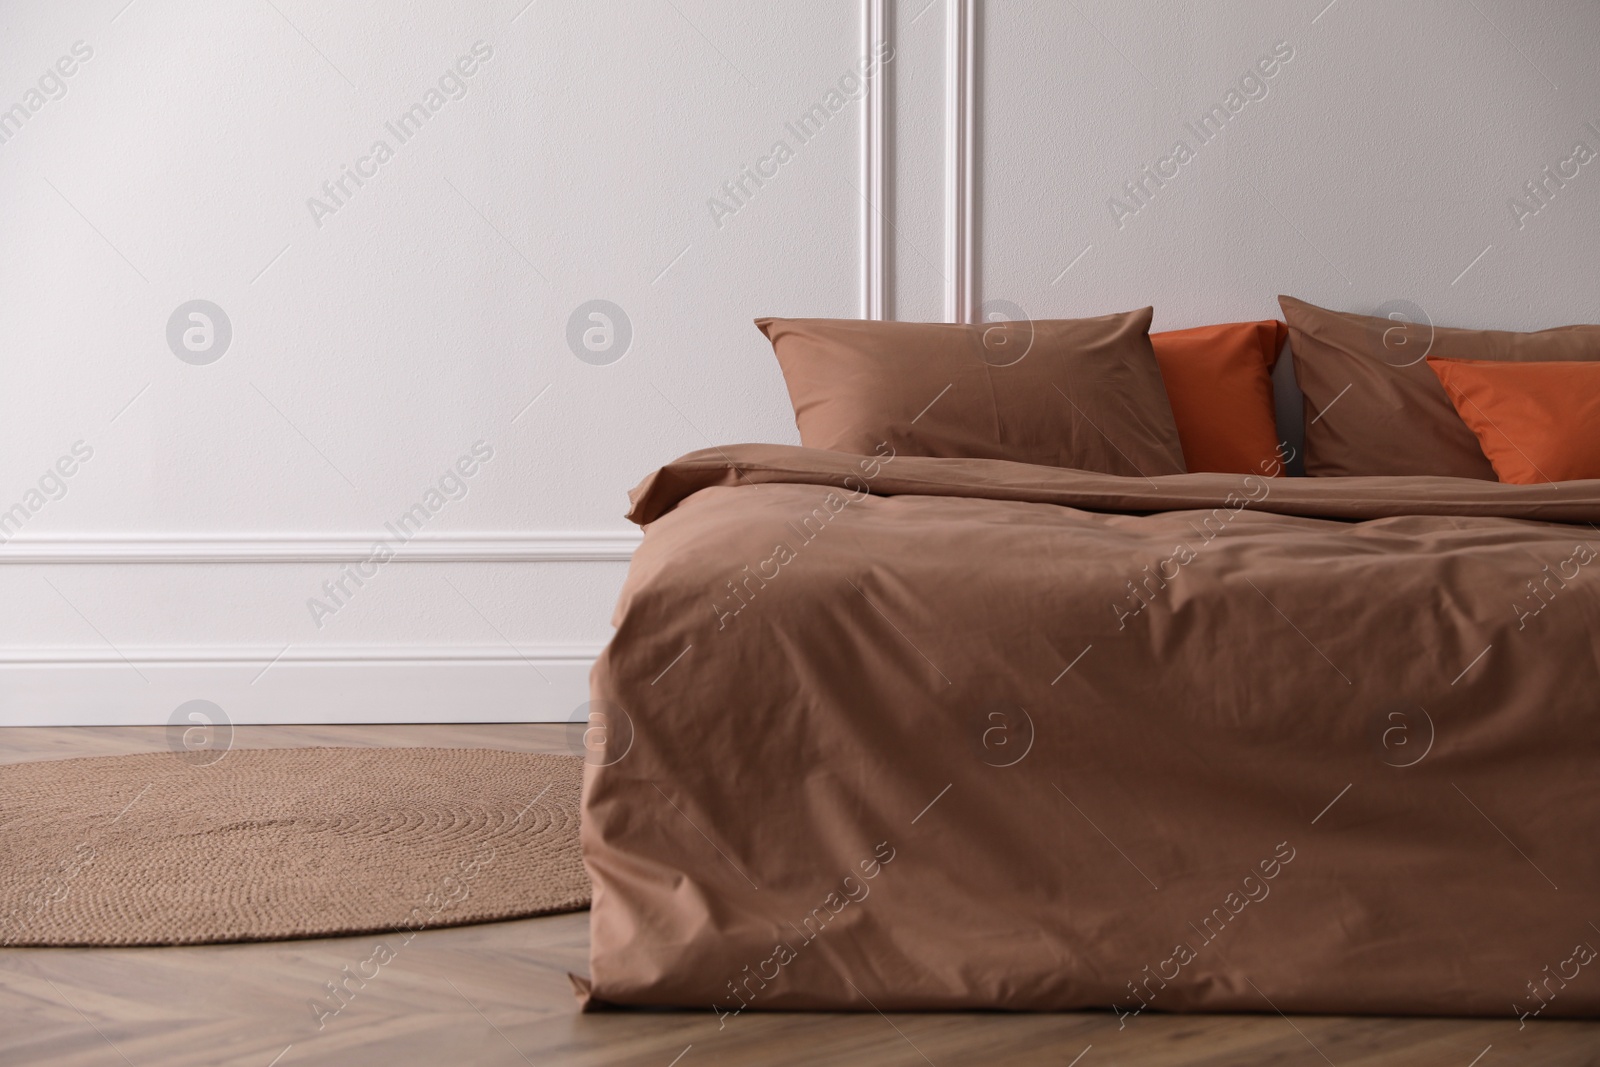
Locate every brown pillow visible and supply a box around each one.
[1280,295,1600,478]
[756,310,1186,477]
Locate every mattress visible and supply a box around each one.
[579,443,1600,1021]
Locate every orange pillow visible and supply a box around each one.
[1150,320,1288,475]
[1426,357,1600,484]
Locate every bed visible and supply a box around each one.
[577,442,1600,1020]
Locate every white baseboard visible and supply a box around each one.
[0,646,603,726]
[0,534,632,726]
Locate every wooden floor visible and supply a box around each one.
[2,726,1596,1067]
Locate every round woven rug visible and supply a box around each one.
[0,747,589,947]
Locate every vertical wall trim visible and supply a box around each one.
[944,0,976,323]
[862,0,890,320]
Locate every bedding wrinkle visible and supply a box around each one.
[586,444,1600,1015]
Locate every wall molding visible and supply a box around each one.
[861,0,890,319]
[0,533,641,564]
[944,0,977,324]
[0,644,606,666]
[0,542,625,722]
[0,644,603,724]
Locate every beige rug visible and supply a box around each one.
[0,747,589,947]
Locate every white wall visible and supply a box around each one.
[2,0,1596,725]
[976,0,1600,330]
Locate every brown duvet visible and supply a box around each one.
[582,443,1600,1021]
